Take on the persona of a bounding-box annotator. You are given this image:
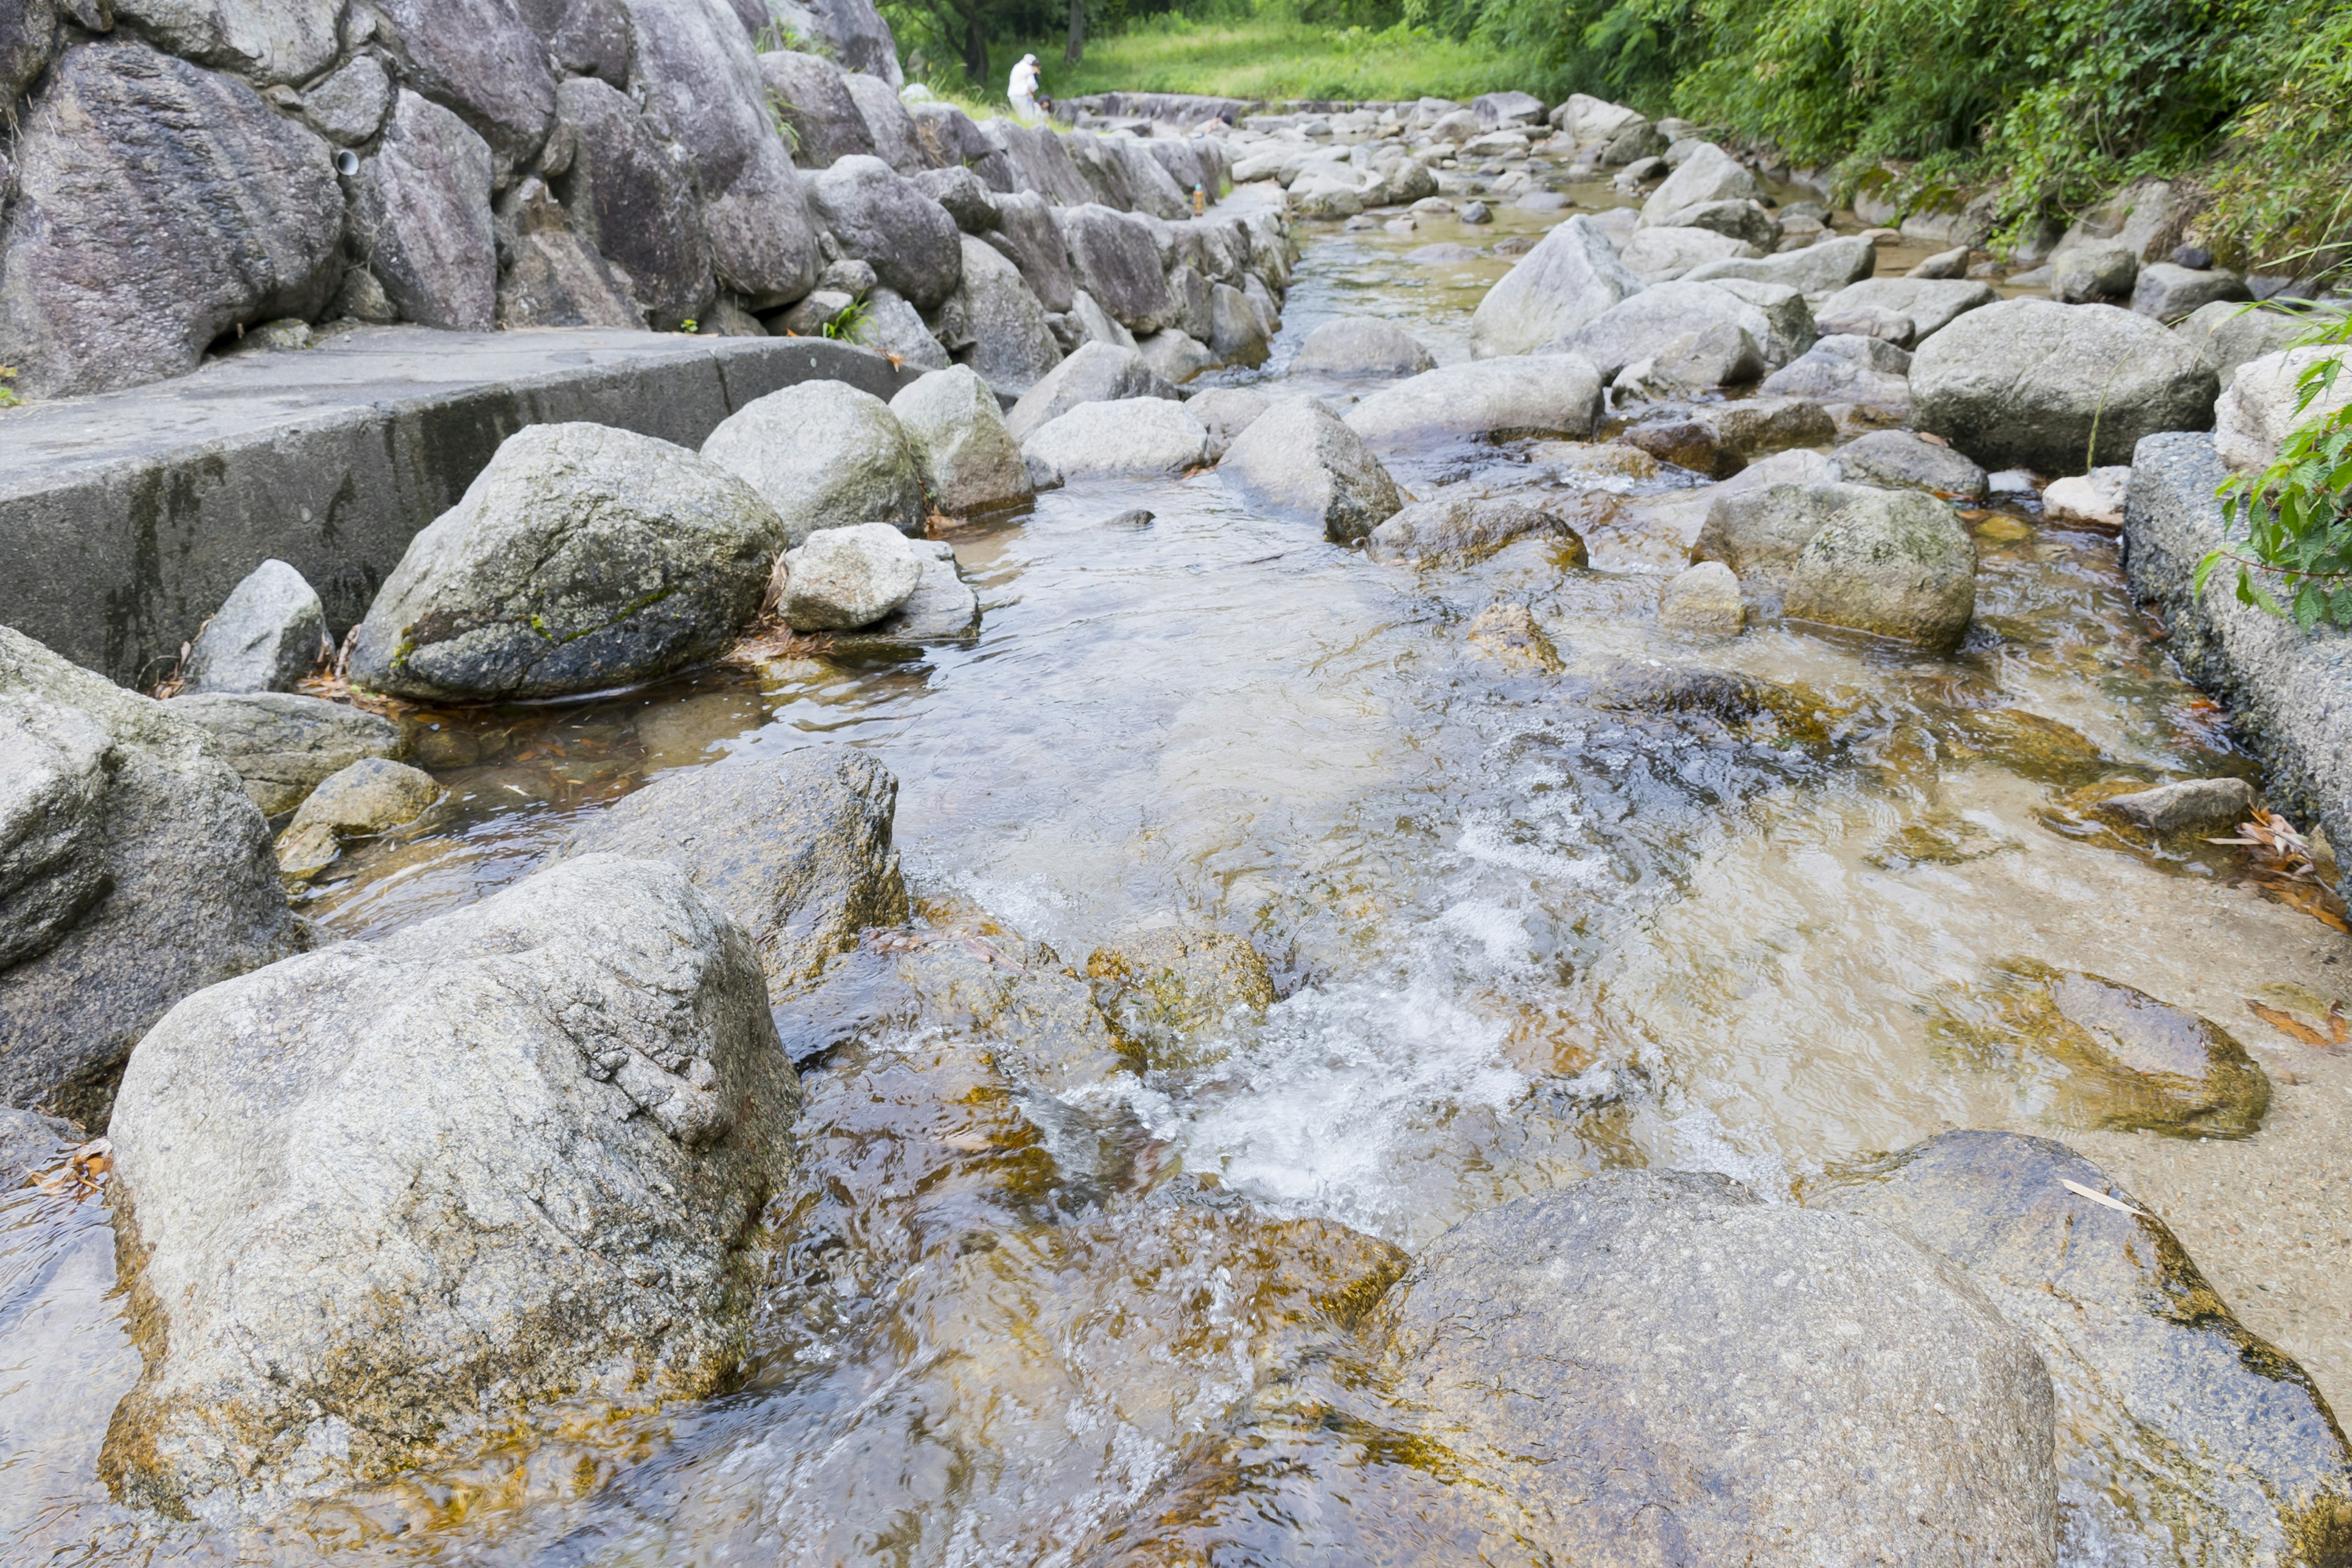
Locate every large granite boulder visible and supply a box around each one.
[1548,278,1814,381]
[371,0,555,176]
[2171,300,2307,384]
[1344,355,1606,453]
[1368,1171,2058,1564]
[2215,346,2352,472]
[1638,142,1763,224]
[551,75,713,330]
[756,48,875,170]
[0,40,341,398]
[1618,224,1760,283]
[167,693,407,817]
[350,423,785,703]
[1695,478,1889,591]
[701,382,925,544]
[180,559,326,696]
[1783,486,1978,650]
[102,854,803,1518]
[890,364,1035,515]
[109,0,339,84]
[767,0,903,86]
[911,165,999,233]
[619,0,820,307]
[1468,215,1645,359]
[933,235,1063,396]
[514,0,630,81]
[1057,203,1177,334]
[352,90,498,331]
[807,155,962,309]
[558,749,907,990]
[1812,277,1996,346]
[1686,233,1879,296]
[1004,341,1179,444]
[1218,400,1401,543]
[1911,298,2218,472]
[492,178,645,329]
[1815,1131,2352,1566]
[984,190,1076,313]
[1836,429,1989,499]
[1758,333,1913,410]
[1022,399,1210,487]
[1,627,305,1124]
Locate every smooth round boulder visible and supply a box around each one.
[1468,214,1644,358]
[805,154,962,309]
[349,424,785,703]
[1004,341,1178,445]
[1291,316,1436,377]
[702,382,924,545]
[1547,278,1814,381]
[1834,429,1989,499]
[1910,299,2219,473]
[1344,355,1605,454]
[1784,487,1978,650]
[274,756,445,880]
[889,364,1035,516]
[1186,385,1269,460]
[933,235,1063,396]
[1021,398,1210,488]
[1218,399,1401,543]
[1369,1171,2058,1566]
[776,522,924,631]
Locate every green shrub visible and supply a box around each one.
[2199,309,2352,631]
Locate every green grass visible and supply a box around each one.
[997,15,1536,104]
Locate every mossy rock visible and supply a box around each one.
[1937,708,2113,786]
[1086,928,1276,1070]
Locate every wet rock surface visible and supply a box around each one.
[274,756,445,879]
[168,693,405,817]
[1345,355,1605,451]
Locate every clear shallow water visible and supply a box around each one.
[7,175,2351,1566]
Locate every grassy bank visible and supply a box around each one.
[998,13,1536,103]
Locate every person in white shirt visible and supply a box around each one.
[1008,53,1041,121]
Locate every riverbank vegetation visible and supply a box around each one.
[883,0,2352,273]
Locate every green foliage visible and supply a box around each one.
[0,366,17,409]
[823,294,875,341]
[2201,1,2352,272]
[2198,309,2352,631]
[998,7,1536,99]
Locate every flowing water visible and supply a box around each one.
[6,172,2351,1566]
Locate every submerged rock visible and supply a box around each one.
[1784,486,1977,650]
[103,855,803,1519]
[1,627,305,1124]
[556,748,908,992]
[1366,1172,2059,1566]
[1363,497,1591,566]
[179,560,326,696]
[1294,316,1438,377]
[1660,560,1744,635]
[1218,400,1401,543]
[1932,962,2271,1137]
[702,382,925,545]
[1463,601,1564,674]
[1085,927,1274,1069]
[1814,1131,2352,1566]
[850,541,981,644]
[274,757,445,880]
[352,424,784,703]
[170,693,405,817]
[1,1105,81,1182]
[2101,775,2256,834]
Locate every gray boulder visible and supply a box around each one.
[1022,399,1209,487]
[2130,262,2250,323]
[853,540,982,643]
[1004,341,1178,444]
[1814,277,1996,345]
[352,423,785,703]
[843,69,924,173]
[1345,355,1606,453]
[935,235,1063,396]
[1618,224,1760,284]
[0,40,341,399]
[103,854,802,1517]
[109,0,340,85]
[757,48,875,170]
[1136,328,1216,386]
[1218,400,1401,543]
[777,523,924,631]
[1784,487,1978,649]
[1816,1131,2352,1566]
[493,180,645,330]
[168,692,407,817]
[769,0,903,88]
[1685,233,1879,297]
[1,626,305,1125]
[1654,197,1778,249]
[1835,429,1989,499]
[371,0,555,176]
[1696,478,1885,589]
[298,52,394,144]
[1468,215,1645,358]
[1758,332,1913,409]
[2103,775,2256,834]
[702,381,925,543]
[181,559,326,696]
[2171,300,2306,383]
[984,116,1095,207]
[807,155,962,310]
[983,190,1075,313]
[552,76,712,330]
[620,0,819,306]
[353,91,498,331]
[557,747,908,990]
[1613,323,1767,399]
[890,364,1035,514]
[1057,204,1177,334]
[844,286,949,369]
[513,0,630,81]
[1623,397,1836,479]
[2051,242,2138,304]
[910,165,998,233]
[1472,89,1544,127]
[1638,142,1763,225]
[1911,298,2218,472]
[908,102,1009,187]
[1370,1171,2058,1566]
[1363,497,1589,565]
[1187,386,1269,461]
[274,756,445,880]
[1547,279,1812,382]
[1207,282,1270,368]
[1294,316,1435,377]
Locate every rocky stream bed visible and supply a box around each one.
[4,102,2352,1568]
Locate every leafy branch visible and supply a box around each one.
[2196,305,2352,630]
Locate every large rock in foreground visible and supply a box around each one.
[1815,1131,2352,1567]
[1345,355,1605,453]
[1784,486,1978,650]
[1217,399,1400,543]
[701,382,924,545]
[1,628,306,1124]
[558,748,908,992]
[1912,299,2218,472]
[0,40,342,398]
[103,854,802,1520]
[350,423,783,703]
[1370,1171,2058,1565]
[1468,215,1643,359]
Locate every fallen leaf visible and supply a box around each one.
[2061,1178,2146,1218]
[2245,996,2352,1048]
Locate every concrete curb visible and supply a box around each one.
[0,328,924,688]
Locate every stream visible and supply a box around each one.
[4,169,2350,1567]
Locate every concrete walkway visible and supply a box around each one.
[0,327,921,688]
